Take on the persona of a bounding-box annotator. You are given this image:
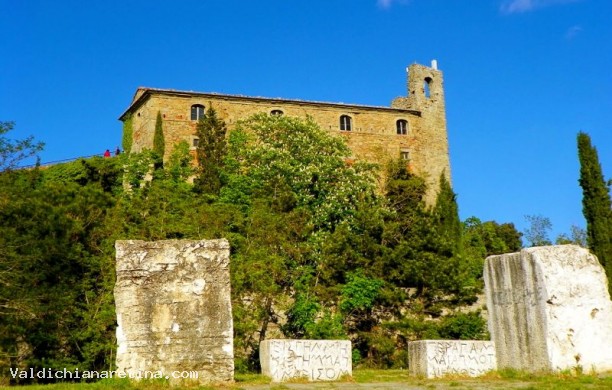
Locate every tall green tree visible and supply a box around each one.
[121,113,133,154]
[577,132,612,288]
[153,111,165,167]
[432,173,462,257]
[382,163,476,312]
[194,106,227,195]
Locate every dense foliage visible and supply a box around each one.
[194,106,227,195]
[577,132,612,290]
[0,116,524,381]
[121,114,133,155]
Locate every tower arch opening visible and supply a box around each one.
[424,77,433,99]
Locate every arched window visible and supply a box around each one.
[339,115,352,131]
[191,104,205,121]
[424,77,432,99]
[396,119,408,135]
[270,109,284,116]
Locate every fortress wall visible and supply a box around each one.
[123,63,451,205]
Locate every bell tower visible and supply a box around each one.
[392,60,451,205]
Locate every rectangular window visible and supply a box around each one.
[400,150,410,160]
[340,115,352,131]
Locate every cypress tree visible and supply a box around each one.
[432,172,462,257]
[194,106,227,195]
[153,111,165,166]
[577,132,612,289]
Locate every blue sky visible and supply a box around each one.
[1,0,610,241]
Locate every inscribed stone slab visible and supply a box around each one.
[260,339,352,382]
[114,239,233,384]
[408,340,496,378]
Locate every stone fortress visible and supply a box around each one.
[119,61,451,204]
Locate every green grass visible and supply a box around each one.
[349,368,413,383]
[3,369,611,389]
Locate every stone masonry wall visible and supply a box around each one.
[122,63,451,205]
[114,239,234,384]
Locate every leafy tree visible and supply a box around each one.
[153,111,165,167]
[577,132,612,286]
[493,221,523,253]
[194,106,227,195]
[339,270,384,318]
[555,225,587,247]
[165,141,195,182]
[437,311,488,340]
[220,113,378,229]
[523,214,552,247]
[220,114,380,367]
[0,121,44,171]
[462,217,522,259]
[461,217,519,281]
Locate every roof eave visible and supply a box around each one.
[118,88,422,121]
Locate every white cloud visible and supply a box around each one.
[500,0,580,14]
[377,0,410,9]
[565,25,583,39]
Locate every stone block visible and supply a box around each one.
[484,245,612,372]
[114,239,233,384]
[408,340,496,378]
[260,339,351,382]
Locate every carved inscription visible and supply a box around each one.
[491,286,543,306]
[260,339,352,382]
[409,340,496,378]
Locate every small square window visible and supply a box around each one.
[400,150,410,160]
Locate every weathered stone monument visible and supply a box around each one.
[260,339,352,382]
[114,239,234,384]
[484,245,612,372]
[408,340,496,378]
